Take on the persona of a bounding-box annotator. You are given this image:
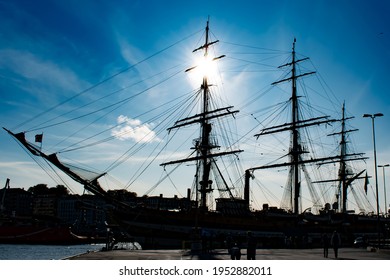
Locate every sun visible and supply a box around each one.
[196,55,218,79]
[186,54,221,88]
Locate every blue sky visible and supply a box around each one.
[1,0,389,213]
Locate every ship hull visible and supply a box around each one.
[0,225,91,245]
[109,207,390,249]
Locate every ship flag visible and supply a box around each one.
[35,133,43,143]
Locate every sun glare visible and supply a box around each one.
[197,55,218,78]
[187,54,220,88]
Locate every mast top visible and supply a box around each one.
[293,37,296,51]
[192,19,219,54]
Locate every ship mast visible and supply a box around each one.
[325,102,368,213]
[161,20,242,212]
[251,41,367,214]
[199,20,213,211]
[251,39,343,215]
[338,103,350,212]
[290,39,302,214]
[269,39,315,214]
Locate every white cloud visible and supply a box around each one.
[111,115,161,143]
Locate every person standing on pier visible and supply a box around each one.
[331,230,341,259]
[230,243,241,260]
[246,231,257,260]
[322,233,329,258]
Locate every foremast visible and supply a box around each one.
[288,38,309,214]
[161,20,242,212]
[198,20,215,211]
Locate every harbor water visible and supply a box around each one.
[0,244,102,260]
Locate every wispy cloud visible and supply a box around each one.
[0,49,88,102]
[0,160,52,187]
[111,115,161,143]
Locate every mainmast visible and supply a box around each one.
[161,20,242,212]
[268,39,315,214]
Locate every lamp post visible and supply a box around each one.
[363,112,383,246]
[378,164,389,217]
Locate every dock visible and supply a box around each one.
[65,247,390,260]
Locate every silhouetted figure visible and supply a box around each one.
[331,230,341,259]
[246,231,257,260]
[225,233,233,254]
[322,233,329,258]
[230,243,241,260]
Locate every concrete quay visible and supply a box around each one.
[66,247,390,260]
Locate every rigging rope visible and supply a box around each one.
[57,84,195,154]
[14,29,202,132]
[46,63,185,150]
[121,101,200,189]
[10,136,77,195]
[28,69,183,132]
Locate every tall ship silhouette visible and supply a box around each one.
[4,20,388,248]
